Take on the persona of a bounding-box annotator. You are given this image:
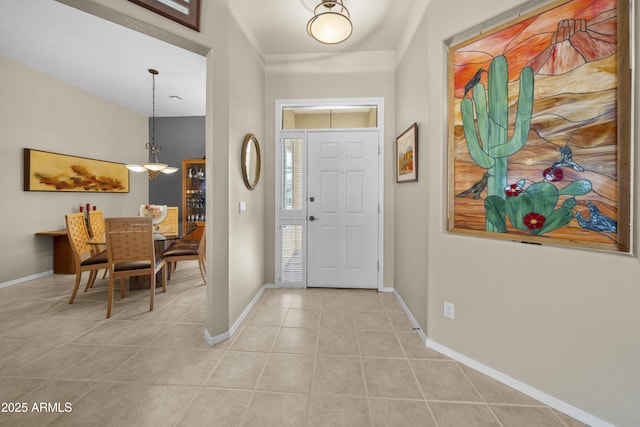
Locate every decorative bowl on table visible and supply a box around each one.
[139,204,168,225]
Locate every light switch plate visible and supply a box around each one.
[444,301,455,319]
[239,201,246,214]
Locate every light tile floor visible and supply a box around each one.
[0,263,588,426]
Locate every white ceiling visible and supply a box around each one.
[0,0,426,117]
[232,0,426,56]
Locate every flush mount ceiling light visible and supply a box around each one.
[307,0,352,45]
[125,69,179,180]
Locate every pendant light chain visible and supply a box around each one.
[124,68,178,178]
[151,69,155,152]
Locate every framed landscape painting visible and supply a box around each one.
[447,0,630,252]
[397,123,418,183]
[24,148,129,193]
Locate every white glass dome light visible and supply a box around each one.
[307,0,352,45]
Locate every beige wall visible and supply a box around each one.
[0,55,149,283]
[264,51,396,287]
[227,15,266,327]
[394,14,430,330]
[395,0,640,425]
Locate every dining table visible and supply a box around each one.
[88,221,198,290]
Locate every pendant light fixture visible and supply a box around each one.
[307,0,352,45]
[125,68,179,180]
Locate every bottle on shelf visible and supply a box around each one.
[182,159,206,240]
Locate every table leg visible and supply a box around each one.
[52,235,75,275]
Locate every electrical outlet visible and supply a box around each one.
[443,301,455,319]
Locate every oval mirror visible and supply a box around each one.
[241,134,261,190]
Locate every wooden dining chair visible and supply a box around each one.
[163,232,206,284]
[87,209,105,238]
[104,217,167,318]
[65,213,109,305]
[87,209,108,280]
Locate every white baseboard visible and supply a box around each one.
[203,328,229,346]
[203,283,272,346]
[393,289,428,343]
[0,270,53,289]
[392,290,614,427]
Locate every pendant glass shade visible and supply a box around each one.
[307,0,352,45]
[125,68,178,180]
[125,165,147,173]
[142,162,168,172]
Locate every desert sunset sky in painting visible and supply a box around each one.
[449,0,627,251]
[453,0,617,94]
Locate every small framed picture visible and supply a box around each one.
[128,0,201,31]
[396,122,418,183]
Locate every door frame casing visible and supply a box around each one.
[275,97,384,291]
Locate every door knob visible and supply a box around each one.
[309,197,315,202]
[309,216,318,221]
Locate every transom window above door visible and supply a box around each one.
[282,106,378,129]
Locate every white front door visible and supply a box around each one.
[307,130,379,288]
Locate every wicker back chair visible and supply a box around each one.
[104,217,166,318]
[65,213,109,304]
[87,209,108,280]
[87,209,105,237]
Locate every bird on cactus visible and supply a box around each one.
[456,172,489,199]
[463,68,485,97]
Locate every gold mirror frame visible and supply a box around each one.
[241,134,261,190]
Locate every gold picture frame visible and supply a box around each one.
[396,123,418,183]
[24,148,130,193]
[241,134,262,190]
[447,0,630,252]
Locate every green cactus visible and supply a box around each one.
[460,55,534,232]
[484,179,592,235]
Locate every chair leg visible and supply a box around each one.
[102,269,108,279]
[120,277,127,299]
[149,273,156,312]
[107,274,115,319]
[69,272,82,304]
[85,270,97,292]
[198,258,206,284]
[167,262,172,281]
[161,265,167,293]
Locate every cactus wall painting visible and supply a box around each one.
[447,0,630,252]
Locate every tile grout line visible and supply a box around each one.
[353,307,375,427]
[392,307,440,427]
[303,294,323,427]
